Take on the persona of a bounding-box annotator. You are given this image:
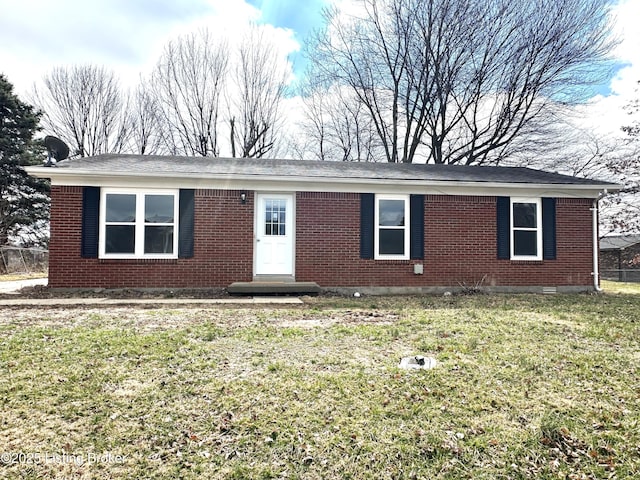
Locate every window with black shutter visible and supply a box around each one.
[360,193,424,260]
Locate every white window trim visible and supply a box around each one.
[99,188,179,259]
[510,197,542,261]
[374,194,410,260]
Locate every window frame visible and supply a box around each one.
[510,197,542,261]
[374,194,410,260]
[99,189,179,259]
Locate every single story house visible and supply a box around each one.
[600,234,640,282]
[27,155,619,294]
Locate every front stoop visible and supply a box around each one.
[227,281,321,295]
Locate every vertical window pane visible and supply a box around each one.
[379,229,405,255]
[513,203,537,228]
[279,202,286,235]
[106,194,136,222]
[105,225,135,253]
[145,226,174,254]
[379,200,405,226]
[514,230,538,256]
[264,202,271,235]
[145,195,174,223]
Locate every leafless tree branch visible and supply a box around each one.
[306,0,614,164]
[228,26,289,158]
[31,65,129,157]
[150,29,228,157]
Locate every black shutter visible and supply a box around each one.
[496,196,510,260]
[178,189,195,258]
[360,193,374,259]
[542,197,556,260]
[81,187,100,258]
[410,194,425,260]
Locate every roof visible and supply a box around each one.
[43,154,615,184]
[600,234,640,250]
[27,154,620,198]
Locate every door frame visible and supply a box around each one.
[253,192,296,279]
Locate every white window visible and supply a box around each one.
[511,197,542,260]
[100,189,179,259]
[375,194,409,260]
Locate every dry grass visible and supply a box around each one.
[0,293,639,479]
[601,279,640,295]
[0,272,47,282]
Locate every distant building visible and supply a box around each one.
[600,235,640,282]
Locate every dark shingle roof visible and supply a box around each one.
[600,234,640,250]
[51,154,616,187]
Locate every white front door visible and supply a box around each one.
[255,194,294,276]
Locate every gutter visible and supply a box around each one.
[592,192,607,292]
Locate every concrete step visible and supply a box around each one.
[227,281,321,295]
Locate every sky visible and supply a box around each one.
[0,0,324,93]
[580,0,640,136]
[0,0,638,139]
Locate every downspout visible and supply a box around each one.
[591,190,607,292]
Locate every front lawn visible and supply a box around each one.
[602,279,640,295]
[1,293,638,479]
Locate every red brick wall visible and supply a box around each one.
[49,187,254,288]
[295,193,594,287]
[49,187,595,288]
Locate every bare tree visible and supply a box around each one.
[31,65,130,157]
[563,86,640,237]
[228,27,289,158]
[124,81,165,155]
[512,110,639,236]
[600,89,640,235]
[600,159,640,236]
[300,81,380,161]
[151,29,228,157]
[307,0,614,164]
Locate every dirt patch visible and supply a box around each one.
[279,310,399,328]
[0,284,232,301]
[0,306,402,333]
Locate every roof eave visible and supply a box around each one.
[26,166,621,198]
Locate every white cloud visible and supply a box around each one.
[0,0,299,95]
[581,0,640,137]
[609,0,640,69]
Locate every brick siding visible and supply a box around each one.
[49,187,595,288]
[296,193,593,287]
[49,187,254,288]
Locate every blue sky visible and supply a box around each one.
[246,0,328,76]
[0,0,637,136]
[247,0,327,40]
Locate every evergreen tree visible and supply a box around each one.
[0,74,49,247]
